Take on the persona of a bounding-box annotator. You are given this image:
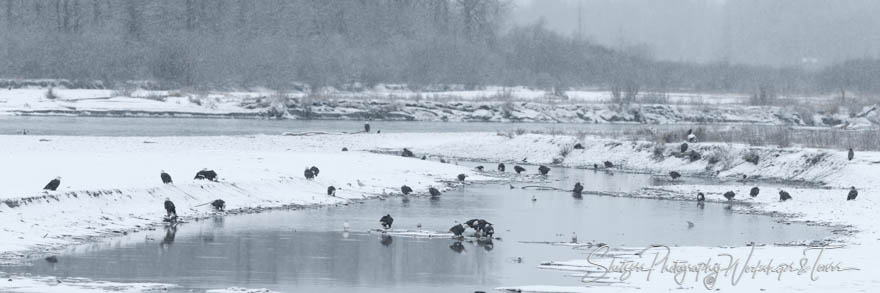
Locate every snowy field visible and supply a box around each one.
[0,131,878,292]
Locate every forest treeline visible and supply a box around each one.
[0,0,876,96]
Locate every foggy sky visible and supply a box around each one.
[510,0,880,67]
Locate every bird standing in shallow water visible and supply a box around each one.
[847,187,858,201]
[164,198,177,219]
[428,187,441,197]
[697,192,705,201]
[401,185,412,195]
[379,214,393,229]
[572,182,584,197]
[457,174,467,182]
[538,165,550,175]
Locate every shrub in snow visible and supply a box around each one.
[45,87,58,100]
[743,151,760,165]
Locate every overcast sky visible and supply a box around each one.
[508,0,880,67]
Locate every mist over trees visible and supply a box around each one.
[0,0,876,96]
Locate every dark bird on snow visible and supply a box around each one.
[379,214,394,229]
[573,143,584,149]
[538,165,550,175]
[593,164,599,170]
[514,165,526,174]
[43,176,61,191]
[497,163,506,172]
[779,190,792,201]
[475,165,484,171]
[522,157,528,163]
[342,147,348,152]
[440,158,447,163]
[449,223,466,237]
[421,155,427,160]
[402,148,414,157]
[680,143,688,153]
[457,174,467,182]
[604,161,614,168]
[211,199,225,211]
[377,130,381,134]
[750,187,760,197]
[327,186,336,196]
[194,169,218,181]
[303,168,315,180]
[848,148,854,161]
[164,197,177,218]
[310,166,320,177]
[572,182,584,197]
[723,191,735,201]
[428,187,441,197]
[847,186,858,201]
[401,185,413,195]
[160,170,173,184]
[697,192,705,202]
[669,171,681,180]
[364,123,371,133]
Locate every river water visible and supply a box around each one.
[1,165,831,292]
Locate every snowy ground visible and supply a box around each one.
[1,131,879,292]
[2,87,875,128]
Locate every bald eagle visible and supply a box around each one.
[211,199,225,211]
[43,177,61,191]
[669,171,681,180]
[750,187,760,197]
[475,166,484,171]
[847,187,858,201]
[697,192,705,201]
[310,166,320,177]
[457,174,467,182]
[497,163,506,172]
[164,198,177,217]
[483,224,495,238]
[449,223,466,237]
[194,169,218,181]
[572,182,584,197]
[428,187,441,197]
[402,148,414,157]
[848,148,854,161]
[379,214,393,229]
[304,168,315,180]
[364,123,371,133]
[327,186,336,196]
[342,147,348,152]
[538,165,550,175]
[779,190,792,201]
[160,171,172,184]
[680,143,688,153]
[401,185,413,195]
[723,191,735,201]
[573,143,584,149]
[604,161,614,168]
[514,165,526,174]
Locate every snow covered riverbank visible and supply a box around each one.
[2,87,877,128]
[1,131,878,292]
